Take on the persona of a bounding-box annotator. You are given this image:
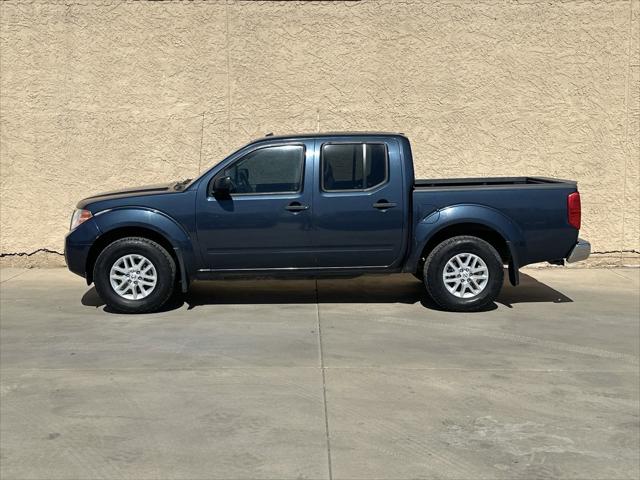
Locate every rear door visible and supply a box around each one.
[311,137,406,268]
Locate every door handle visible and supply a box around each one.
[373,200,397,210]
[286,202,309,212]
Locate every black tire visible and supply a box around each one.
[93,237,176,313]
[423,235,504,312]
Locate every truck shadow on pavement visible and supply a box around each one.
[81,271,572,314]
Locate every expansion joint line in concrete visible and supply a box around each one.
[315,279,334,480]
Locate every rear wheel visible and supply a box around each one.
[423,235,503,312]
[94,237,176,313]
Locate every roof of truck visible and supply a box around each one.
[250,131,407,143]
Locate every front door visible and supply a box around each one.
[196,142,315,270]
[312,139,406,268]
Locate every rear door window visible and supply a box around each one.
[321,143,388,191]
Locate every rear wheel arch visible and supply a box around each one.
[411,204,526,274]
[417,222,511,271]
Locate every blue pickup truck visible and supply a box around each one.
[65,132,590,313]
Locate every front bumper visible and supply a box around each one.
[566,238,591,263]
[64,219,101,279]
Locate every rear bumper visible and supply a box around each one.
[566,238,591,263]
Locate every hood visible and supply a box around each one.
[76,181,181,209]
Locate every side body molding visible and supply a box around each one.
[91,207,197,291]
[405,204,525,285]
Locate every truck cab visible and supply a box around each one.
[197,135,409,272]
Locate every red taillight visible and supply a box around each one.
[568,192,581,230]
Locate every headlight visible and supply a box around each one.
[70,209,92,231]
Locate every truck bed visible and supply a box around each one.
[415,177,575,189]
[411,176,579,267]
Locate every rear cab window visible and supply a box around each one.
[321,143,388,192]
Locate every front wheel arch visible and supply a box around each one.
[86,226,183,288]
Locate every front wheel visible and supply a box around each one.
[423,236,504,312]
[94,237,176,313]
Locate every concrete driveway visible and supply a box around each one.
[0,267,638,480]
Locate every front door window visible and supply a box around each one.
[220,145,304,195]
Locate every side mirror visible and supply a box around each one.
[212,175,233,195]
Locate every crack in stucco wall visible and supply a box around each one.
[2,249,639,261]
[0,249,65,258]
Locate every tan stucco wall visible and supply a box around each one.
[1,0,639,267]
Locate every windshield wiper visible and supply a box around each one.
[174,178,193,191]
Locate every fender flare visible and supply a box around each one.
[90,207,196,292]
[407,204,525,285]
